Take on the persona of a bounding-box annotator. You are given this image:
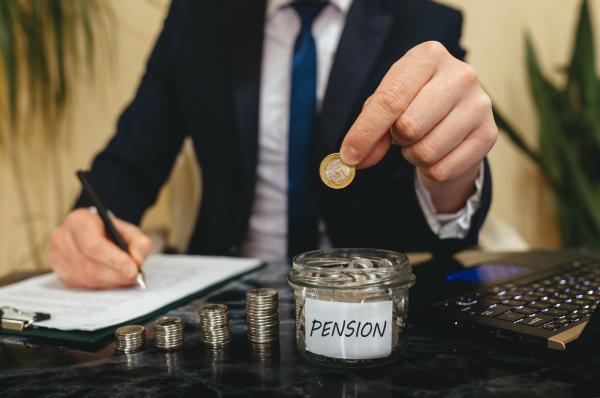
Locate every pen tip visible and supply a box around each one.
[136,273,147,290]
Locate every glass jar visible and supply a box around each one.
[288,248,415,368]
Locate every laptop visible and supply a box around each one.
[431,253,600,351]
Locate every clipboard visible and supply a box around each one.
[0,262,266,346]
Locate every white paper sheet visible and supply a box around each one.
[0,254,262,331]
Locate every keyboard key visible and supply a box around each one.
[496,311,525,322]
[479,297,503,306]
[518,314,557,327]
[455,297,480,307]
[529,302,551,310]
[573,299,592,306]
[542,322,560,331]
[556,318,570,325]
[481,304,511,317]
[555,303,579,311]
[502,300,527,306]
[543,308,568,317]
[579,309,593,316]
[520,295,538,302]
[541,297,561,305]
[514,306,538,315]
[556,293,570,300]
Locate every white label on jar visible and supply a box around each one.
[304,297,393,360]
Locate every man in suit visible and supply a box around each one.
[49,0,497,289]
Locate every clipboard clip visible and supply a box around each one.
[0,306,51,331]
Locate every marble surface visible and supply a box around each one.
[1,260,600,397]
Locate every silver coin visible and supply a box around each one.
[114,324,146,353]
[116,325,145,335]
[155,317,183,327]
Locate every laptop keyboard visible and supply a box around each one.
[441,259,600,332]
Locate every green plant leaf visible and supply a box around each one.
[567,0,600,185]
[525,34,567,186]
[568,0,600,120]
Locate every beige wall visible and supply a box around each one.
[1,0,597,276]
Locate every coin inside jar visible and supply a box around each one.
[319,153,356,189]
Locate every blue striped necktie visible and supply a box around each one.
[287,1,327,258]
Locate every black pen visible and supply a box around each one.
[76,170,147,289]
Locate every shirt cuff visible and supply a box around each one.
[414,162,485,239]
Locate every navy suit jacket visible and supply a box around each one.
[77,0,492,256]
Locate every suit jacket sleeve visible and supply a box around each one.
[75,0,186,225]
[443,8,467,61]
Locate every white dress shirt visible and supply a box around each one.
[241,0,484,261]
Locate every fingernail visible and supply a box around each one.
[340,146,359,166]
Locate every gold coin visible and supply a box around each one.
[319,153,356,189]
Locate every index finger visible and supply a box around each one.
[340,41,445,166]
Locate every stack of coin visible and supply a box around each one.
[199,304,232,347]
[246,288,279,343]
[114,324,145,353]
[154,316,185,351]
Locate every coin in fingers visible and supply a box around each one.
[319,153,356,189]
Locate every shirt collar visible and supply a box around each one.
[266,0,352,19]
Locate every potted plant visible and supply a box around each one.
[494,0,600,249]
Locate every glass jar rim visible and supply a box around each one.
[288,248,415,290]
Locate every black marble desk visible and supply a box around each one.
[1,261,600,397]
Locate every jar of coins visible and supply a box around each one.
[288,249,415,368]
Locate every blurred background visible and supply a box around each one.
[0,0,598,277]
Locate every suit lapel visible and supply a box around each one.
[225,0,266,207]
[316,0,394,155]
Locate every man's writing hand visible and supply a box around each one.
[49,208,152,289]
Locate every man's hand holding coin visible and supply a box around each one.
[339,41,497,213]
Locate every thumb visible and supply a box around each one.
[112,217,153,265]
